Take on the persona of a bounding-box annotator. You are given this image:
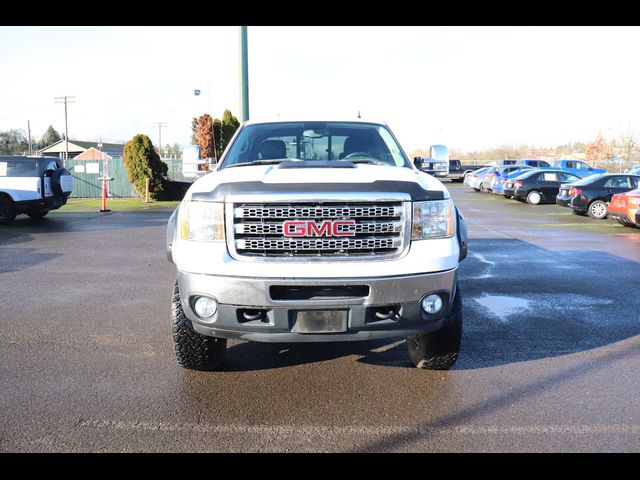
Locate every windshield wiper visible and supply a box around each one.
[225,158,301,169]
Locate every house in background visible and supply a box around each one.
[39,140,124,159]
[74,147,113,162]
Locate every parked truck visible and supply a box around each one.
[448,159,484,182]
[551,159,606,178]
[413,145,449,178]
[166,119,468,371]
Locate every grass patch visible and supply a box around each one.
[51,198,180,213]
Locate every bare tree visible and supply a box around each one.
[619,128,638,164]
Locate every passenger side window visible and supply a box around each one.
[543,172,557,181]
[604,177,629,188]
[4,160,38,177]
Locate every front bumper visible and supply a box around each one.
[177,268,458,342]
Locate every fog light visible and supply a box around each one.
[194,296,217,318]
[421,294,443,314]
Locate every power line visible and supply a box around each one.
[54,95,75,165]
[152,122,167,150]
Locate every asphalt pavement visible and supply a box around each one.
[1,183,639,452]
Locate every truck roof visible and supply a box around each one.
[242,118,389,127]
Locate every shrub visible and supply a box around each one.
[123,134,168,200]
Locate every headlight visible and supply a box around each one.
[180,201,224,241]
[412,200,455,240]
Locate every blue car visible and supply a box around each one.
[491,166,534,195]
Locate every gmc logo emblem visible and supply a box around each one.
[283,220,356,237]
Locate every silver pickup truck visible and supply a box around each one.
[166,120,467,371]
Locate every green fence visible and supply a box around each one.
[66,156,190,198]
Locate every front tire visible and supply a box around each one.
[588,200,607,219]
[526,190,542,205]
[171,280,226,371]
[407,285,463,370]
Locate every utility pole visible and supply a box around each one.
[152,122,167,151]
[27,120,32,155]
[239,26,249,122]
[54,96,75,166]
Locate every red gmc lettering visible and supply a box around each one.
[331,221,356,237]
[283,221,307,237]
[283,220,356,237]
[307,221,332,237]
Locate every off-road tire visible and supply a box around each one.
[407,285,463,370]
[171,280,226,371]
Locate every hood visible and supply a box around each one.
[186,164,448,202]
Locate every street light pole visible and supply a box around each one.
[152,122,167,152]
[239,26,249,122]
[54,95,75,166]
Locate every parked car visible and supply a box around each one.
[503,169,581,205]
[551,159,606,178]
[608,188,640,228]
[515,159,552,168]
[556,173,640,219]
[490,166,534,195]
[464,167,491,191]
[479,166,499,192]
[0,155,72,225]
[625,166,640,175]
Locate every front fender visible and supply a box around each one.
[456,206,468,262]
[166,206,179,264]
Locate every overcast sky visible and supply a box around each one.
[1,26,638,153]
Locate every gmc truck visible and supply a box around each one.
[166,120,468,371]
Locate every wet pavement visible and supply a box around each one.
[1,184,639,452]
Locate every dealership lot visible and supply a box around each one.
[1,183,639,452]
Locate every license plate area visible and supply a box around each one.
[292,310,348,333]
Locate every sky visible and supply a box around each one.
[1,26,639,154]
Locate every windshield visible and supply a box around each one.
[220,122,409,168]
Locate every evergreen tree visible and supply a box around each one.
[123,134,168,200]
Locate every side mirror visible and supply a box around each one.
[429,144,449,162]
[413,157,423,169]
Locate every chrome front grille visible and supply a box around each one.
[234,205,401,219]
[230,201,407,259]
